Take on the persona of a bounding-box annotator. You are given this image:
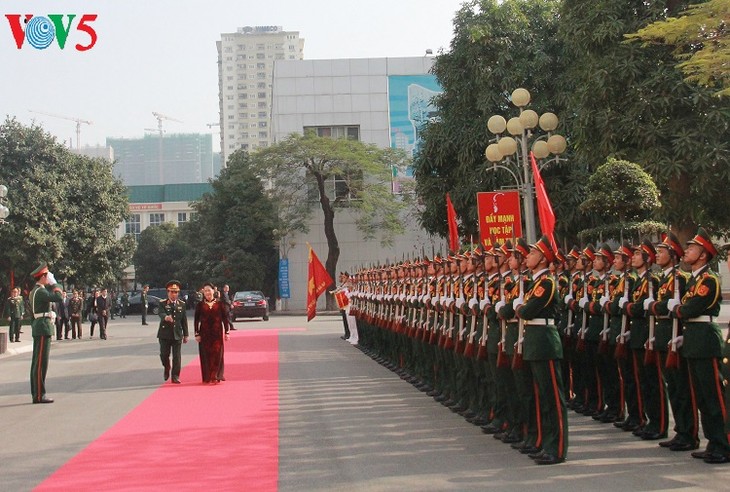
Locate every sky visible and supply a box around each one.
[1,0,466,152]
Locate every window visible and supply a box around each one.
[257,102,266,108]
[304,125,360,141]
[256,63,265,69]
[257,82,266,89]
[258,131,268,138]
[149,213,165,227]
[258,121,267,128]
[177,212,188,226]
[258,111,267,118]
[125,214,141,240]
[258,92,266,99]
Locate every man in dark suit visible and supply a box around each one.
[96,288,110,340]
[222,284,234,330]
[53,291,71,340]
[157,280,189,383]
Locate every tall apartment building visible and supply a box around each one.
[217,26,304,165]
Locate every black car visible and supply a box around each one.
[231,291,269,321]
[126,293,161,315]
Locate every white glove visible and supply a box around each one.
[619,298,629,310]
[479,299,489,310]
[422,295,430,305]
[667,299,680,312]
[615,334,622,343]
[495,300,506,312]
[599,328,609,338]
[444,297,454,308]
[564,294,573,304]
[46,272,57,285]
[623,331,631,341]
[599,296,610,308]
[455,298,465,310]
[671,335,684,348]
[517,337,524,345]
[578,297,588,309]
[512,297,524,310]
[468,298,478,310]
[643,298,654,311]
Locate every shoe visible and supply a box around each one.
[622,422,640,432]
[659,437,679,448]
[535,454,565,465]
[613,419,627,428]
[520,446,541,455]
[340,336,347,340]
[481,423,501,434]
[501,432,522,444]
[8,339,13,343]
[33,397,54,404]
[593,411,607,421]
[493,432,506,440]
[171,378,181,384]
[458,410,476,419]
[142,323,149,325]
[703,453,730,464]
[470,417,490,426]
[691,450,711,460]
[641,431,667,441]
[510,440,526,450]
[64,337,70,340]
[600,413,618,423]
[528,450,545,459]
[632,426,645,437]
[669,442,699,452]
[164,367,170,381]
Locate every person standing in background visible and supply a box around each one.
[4,287,25,343]
[141,285,149,326]
[96,288,109,340]
[69,290,83,340]
[53,291,70,340]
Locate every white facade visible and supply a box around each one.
[271,56,441,311]
[217,26,304,165]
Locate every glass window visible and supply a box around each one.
[149,213,165,227]
[125,214,141,240]
[177,212,187,226]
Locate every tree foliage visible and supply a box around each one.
[625,0,730,97]
[132,222,180,286]
[248,132,408,307]
[0,117,133,290]
[171,151,279,295]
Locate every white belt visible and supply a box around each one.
[656,315,670,320]
[686,316,714,323]
[507,318,519,324]
[524,319,554,326]
[33,311,54,319]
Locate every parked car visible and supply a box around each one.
[231,291,269,321]
[126,293,162,315]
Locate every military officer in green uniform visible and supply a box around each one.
[4,286,25,342]
[669,228,730,464]
[141,285,150,325]
[157,280,189,384]
[29,263,64,403]
[515,236,568,465]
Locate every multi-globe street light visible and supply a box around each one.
[484,88,566,242]
[0,184,9,224]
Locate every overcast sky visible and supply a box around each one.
[1,0,465,152]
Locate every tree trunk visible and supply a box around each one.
[315,171,339,311]
[667,172,695,246]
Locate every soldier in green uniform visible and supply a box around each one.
[157,280,189,384]
[4,287,25,342]
[28,263,64,403]
[515,236,568,465]
[141,285,150,325]
[120,291,129,319]
[669,228,730,464]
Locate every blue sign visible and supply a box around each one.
[278,258,290,299]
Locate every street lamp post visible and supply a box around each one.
[484,88,566,242]
[0,184,10,224]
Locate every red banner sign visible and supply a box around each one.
[477,191,523,247]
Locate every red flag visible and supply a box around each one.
[530,151,557,251]
[446,193,459,253]
[307,245,334,321]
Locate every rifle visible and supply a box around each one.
[666,267,681,369]
[477,273,492,361]
[576,271,589,352]
[564,272,575,345]
[598,277,610,355]
[644,273,657,366]
[614,274,630,360]
[464,273,480,358]
[455,274,467,354]
[512,271,525,370]
[496,273,509,368]
[443,274,456,351]
[429,276,442,345]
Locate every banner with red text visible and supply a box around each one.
[477,191,523,248]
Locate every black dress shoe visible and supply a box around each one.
[641,431,667,441]
[471,417,490,426]
[164,367,170,381]
[535,454,564,465]
[510,440,527,450]
[520,446,541,455]
[481,423,501,434]
[691,450,711,459]
[632,426,645,436]
[528,450,545,459]
[703,453,730,464]
[501,432,522,444]
[669,442,699,452]
[613,419,627,428]
[171,378,181,384]
[600,413,618,423]
[659,437,679,448]
[33,397,54,404]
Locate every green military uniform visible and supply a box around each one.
[121,292,129,318]
[4,293,25,342]
[157,280,189,383]
[29,264,64,403]
[516,236,568,464]
[141,288,149,325]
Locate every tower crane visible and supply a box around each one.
[28,110,92,149]
[151,111,183,136]
[149,112,182,185]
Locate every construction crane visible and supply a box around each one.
[206,122,220,129]
[28,110,92,149]
[151,111,182,136]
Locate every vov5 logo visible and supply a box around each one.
[5,14,98,51]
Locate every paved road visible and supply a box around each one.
[1,314,730,491]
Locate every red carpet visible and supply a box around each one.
[37,330,280,491]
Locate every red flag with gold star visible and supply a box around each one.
[307,245,334,321]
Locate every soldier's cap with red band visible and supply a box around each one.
[655,231,684,258]
[595,243,614,263]
[510,238,530,257]
[30,263,49,279]
[632,239,657,264]
[495,240,512,258]
[613,241,633,258]
[582,244,596,262]
[530,235,555,263]
[566,245,581,260]
[686,227,718,258]
[555,248,566,263]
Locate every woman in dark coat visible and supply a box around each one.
[194,283,231,384]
